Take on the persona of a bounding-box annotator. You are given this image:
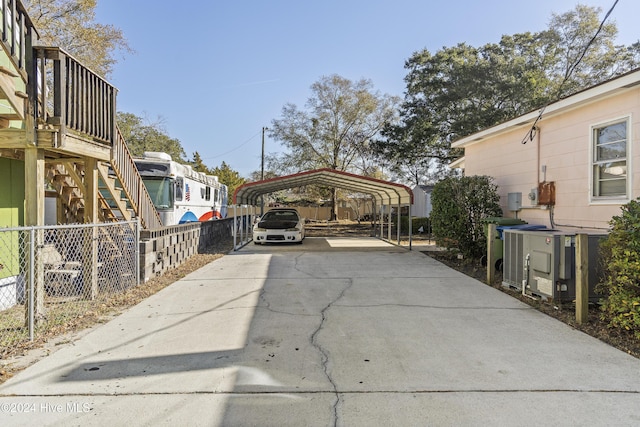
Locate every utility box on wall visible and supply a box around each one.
[528,187,538,205]
[507,192,522,212]
[538,181,556,205]
[502,229,605,302]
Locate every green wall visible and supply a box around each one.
[0,157,24,227]
[0,158,24,279]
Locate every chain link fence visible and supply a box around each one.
[0,221,138,356]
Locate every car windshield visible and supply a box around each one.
[262,211,298,221]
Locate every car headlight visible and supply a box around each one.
[254,227,266,232]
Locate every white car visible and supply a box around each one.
[253,208,305,244]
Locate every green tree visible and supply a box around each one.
[116,112,186,161]
[24,0,132,78]
[375,5,640,184]
[597,198,640,339]
[430,176,502,259]
[545,4,640,98]
[190,151,211,174]
[211,161,246,200]
[270,74,399,219]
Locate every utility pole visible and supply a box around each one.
[261,127,267,216]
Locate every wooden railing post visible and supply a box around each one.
[575,234,589,324]
[52,50,66,132]
[110,85,117,145]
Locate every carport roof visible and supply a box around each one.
[233,168,413,206]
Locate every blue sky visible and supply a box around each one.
[95,1,639,178]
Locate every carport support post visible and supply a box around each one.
[232,205,237,250]
[238,205,243,245]
[575,234,589,324]
[387,199,392,241]
[240,205,245,243]
[487,223,497,285]
[396,200,401,245]
[408,203,412,250]
[249,205,255,240]
[378,203,383,239]
[242,205,247,243]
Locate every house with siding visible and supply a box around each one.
[451,68,640,230]
[411,185,434,218]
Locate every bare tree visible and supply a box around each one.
[24,0,132,78]
[270,74,399,219]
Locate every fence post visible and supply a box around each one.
[487,223,497,285]
[28,228,35,341]
[575,234,589,324]
[24,226,45,335]
[135,219,140,286]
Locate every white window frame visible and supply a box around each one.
[589,115,632,204]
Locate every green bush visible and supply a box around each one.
[431,176,502,258]
[397,216,431,235]
[597,198,640,339]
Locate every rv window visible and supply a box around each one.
[142,177,174,209]
[206,186,211,201]
[175,177,184,201]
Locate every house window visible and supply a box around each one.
[592,119,628,199]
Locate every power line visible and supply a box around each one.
[521,0,620,144]
[202,130,262,160]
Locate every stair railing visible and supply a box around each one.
[32,46,116,144]
[31,45,162,229]
[0,0,35,78]
[111,126,163,229]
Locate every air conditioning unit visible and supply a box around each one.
[502,229,605,302]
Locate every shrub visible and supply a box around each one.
[397,216,431,235]
[431,176,502,258]
[597,198,640,339]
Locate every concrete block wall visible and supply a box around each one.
[139,218,234,282]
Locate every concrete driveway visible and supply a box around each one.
[1,237,639,426]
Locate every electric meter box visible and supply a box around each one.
[502,229,606,302]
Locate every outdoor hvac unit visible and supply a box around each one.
[502,229,605,302]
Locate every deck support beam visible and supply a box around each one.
[24,146,45,323]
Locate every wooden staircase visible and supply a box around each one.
[45,161,135,224]
[110,126,163,229]
[0,1,163,229]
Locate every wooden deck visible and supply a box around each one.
[0,1,161,229]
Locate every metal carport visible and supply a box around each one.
[232,168,415,249]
